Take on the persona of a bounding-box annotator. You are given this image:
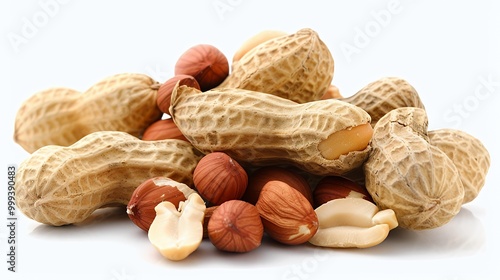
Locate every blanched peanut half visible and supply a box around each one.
[309,198,398,248]
[317,124,373,160]
[148,193,206,261]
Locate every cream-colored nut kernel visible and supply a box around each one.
[309,198,398,248]
[310,224,390,249]
[148,193,206,261]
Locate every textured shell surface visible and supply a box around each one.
[217,28,334,103]
[170,85,371,176]
[364,107,464,230]
[15,131,202,226]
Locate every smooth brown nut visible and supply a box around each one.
[157,75,200,115]
[313,176,372,208]
[126,177,196,232]
[193,152,248,205]
[242,166,313,206]
[256,181,318,245]
[203,206,218,238]
[321,85,343,99]
[174,44,229,91]
[208,200,264,253]
[141,118,188,141]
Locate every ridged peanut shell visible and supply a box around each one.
[428,128,490,204]
[217,28,334,103]
[341,77,424,126]
[15,131,202,226]
[170,85,372,176]
[14,73,163,153]
[364,107,464,230]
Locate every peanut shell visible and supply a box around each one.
[217,28,334,103]
[364,107,464,230]
[170,85,371,176]
[15,131,202,226]
[14,73,162,153]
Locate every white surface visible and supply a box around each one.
[1,0,499,279]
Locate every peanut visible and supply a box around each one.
[170,85,372,176]
[15,131,202,226]
[232,30,288,63]
[148,193,206,261]
[341,77,425,126]
[309,198,397,248]
[428,128,490,204]
[14,73,163,153]
[217,28,334,103]
[364,107,464,230]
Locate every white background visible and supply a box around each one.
[1,0,499,279]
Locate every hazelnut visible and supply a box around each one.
[321,84,343,99]
[141,118,188,141]
[126,177,195,232]
[157,75,200,115]
[174,44,229,91]
[203,206,218,239]
[313,176,373,208]
[256,180,318,245]
[193,152,248,205]
[242,166,313,205]
[207,200,263,253]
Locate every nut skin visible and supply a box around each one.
[157,75,200,115]
[174,44,229,91]
[141,118,188,141]
[193,152,248,205]
[313,176,373,208]
[207,200,263,253]
[256,180,318,245]
[203,206,218,239]
[321,85,343,99]
[242,166,313,206]
[127,177,195,232]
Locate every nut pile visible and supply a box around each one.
[13,28,491,261]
